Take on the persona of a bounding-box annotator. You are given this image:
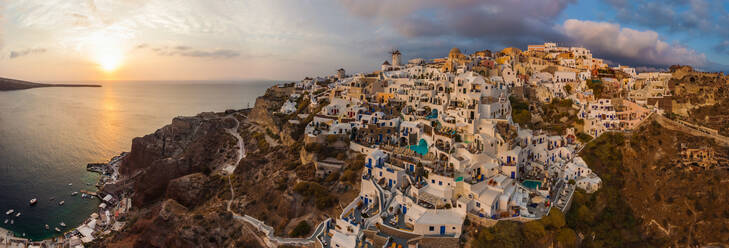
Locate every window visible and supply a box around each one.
[429,226,434,231]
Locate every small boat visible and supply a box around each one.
[10,220,13,224]
[81,193,88,198]
[54,227,61,232]
[68,183,73,186]
[71,192,78,196]
[45,224,49,230]
[49,197,55,201]
[3,219,7,224]
[58,201,65,206]
[29,198,38,205]
[5,209,14,215]
[15,212,20,217]
[59,222,66,227]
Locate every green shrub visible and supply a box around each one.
[293,181,335,210]
[522,221,546,241]
[543,208,566,229]
[555,228,577,248]
[290,221,311,237]
[576,132,593,143]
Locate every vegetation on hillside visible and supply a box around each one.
[471,209,577,248]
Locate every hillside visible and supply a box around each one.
[466,118,729,248]
[0,77,101,91]
[578,119,729,247]
[94,86,362,247]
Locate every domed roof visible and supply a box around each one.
[449,47,462,55]
[382,60,391,65]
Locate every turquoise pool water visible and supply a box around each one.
[409,139,429,155]
[522,180,542,189]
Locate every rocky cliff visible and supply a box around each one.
[97,86,361,247]
[574,119,729,247]
[120,112,239,207]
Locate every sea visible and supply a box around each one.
[0,80,277,241]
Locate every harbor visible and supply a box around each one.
[1,152,130,247]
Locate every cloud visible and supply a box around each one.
[560,19,708,68]
[9,48,47,59]
[177,49,239,59]
[137,45,240,59]
[337,0,575,48]
[602,0,728,36]
[714,40,729,55]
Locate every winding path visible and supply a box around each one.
[222,114,329,247]
[222,116,245,175]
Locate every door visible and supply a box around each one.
[440,226,446,235]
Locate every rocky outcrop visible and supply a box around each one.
[165,173,211,209]
[248,86,293,134]
[100,85,360,247]
[120,113,238,207]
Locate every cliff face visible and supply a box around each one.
[575,119,729,247]
[121,112,239,207]
[100,87,361,247]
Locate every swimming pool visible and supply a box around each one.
[409,139,429,155]
[522,180,542,189]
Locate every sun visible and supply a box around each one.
[86,32,125,73]
[97,50,123,72]
[93,44,124,73]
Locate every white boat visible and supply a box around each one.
[5,209,13,215]
[59,222,66,227]
[45,224,49,230]
[15,212,20,217]
[58,201,65,206]
[3,219,7,224]
[54,227,61,232]
[29,198,38,205]
[71,192,78,196]
[68,183,72,186]
[10,220,13,224]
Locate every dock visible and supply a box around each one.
[86,163,108,175]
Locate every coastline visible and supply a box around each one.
[1,153,129,247]
[0,77,101,91]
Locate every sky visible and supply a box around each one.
[1,0,728,82]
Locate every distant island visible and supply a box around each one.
[0,77,101,91]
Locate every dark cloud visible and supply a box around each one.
[561,19,708,68]
[9,48,47,59]
[338,0,575,49]
[337,0,727,72]
[603,0,727,36]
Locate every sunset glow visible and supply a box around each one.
[88,34,125,73]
